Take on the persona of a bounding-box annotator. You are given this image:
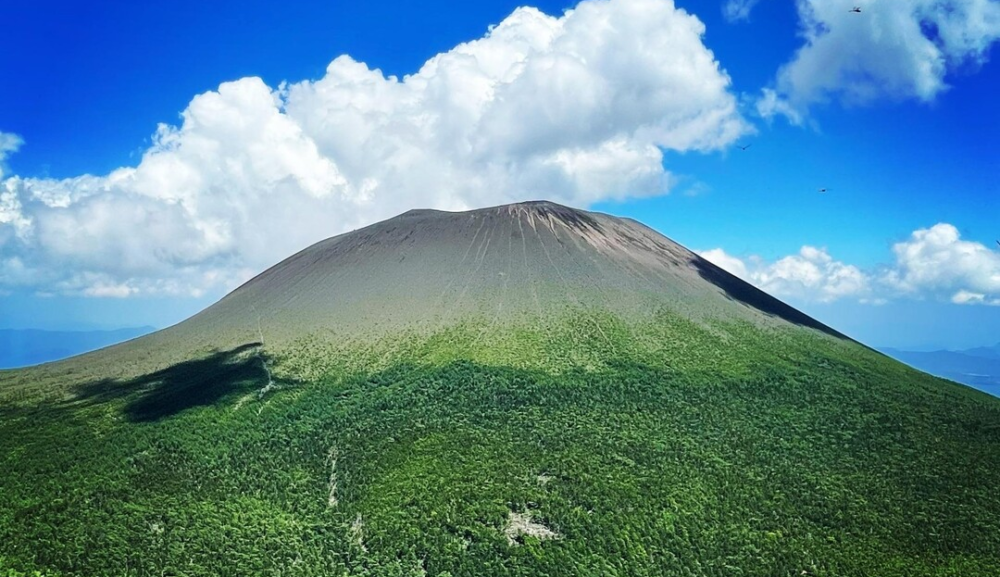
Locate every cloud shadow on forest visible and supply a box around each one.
[67,343,278,422]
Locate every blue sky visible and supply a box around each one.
[1,0,998,350]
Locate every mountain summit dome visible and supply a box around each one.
[86,200,843,370]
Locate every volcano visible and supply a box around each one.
[2,201,998,576]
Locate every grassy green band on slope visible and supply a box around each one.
[2,310,999,576]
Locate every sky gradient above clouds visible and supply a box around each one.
[1,0,998,350]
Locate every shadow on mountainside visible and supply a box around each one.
[691,257,847,340]
[67,343,278,422]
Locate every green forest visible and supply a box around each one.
[2,310,999,576]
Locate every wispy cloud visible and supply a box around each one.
[0,0,750,298]
[723,0,762,23]
[0,131,22,179]
[758,0,1000,122]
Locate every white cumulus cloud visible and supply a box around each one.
[884,223,1000,305]
[759,0,1000,122]
[699,246,870,303]
[698,247,750,279]
[0,0,749,297]
[701,224,1000,306]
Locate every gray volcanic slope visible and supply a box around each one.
[16,201,842,381]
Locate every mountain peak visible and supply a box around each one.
[51,200,843,374]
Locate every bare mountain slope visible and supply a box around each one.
[14,201,843,384]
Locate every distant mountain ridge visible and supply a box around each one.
[961,343,1000,360]
[880,343,1000,397]
[0,327,154,369]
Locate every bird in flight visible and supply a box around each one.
[850,6,862,12]
[818,188,830,193]
[738,144,752,151]
[996,240,1000,249]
